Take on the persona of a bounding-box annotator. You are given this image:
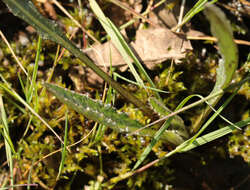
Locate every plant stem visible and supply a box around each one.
[60,39,154,118]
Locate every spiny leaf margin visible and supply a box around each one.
[45,83,143,133]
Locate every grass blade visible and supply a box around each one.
[27,36,42,103]
[179,118,250,152]
[0,77,64,145]
[0,95,14,189]
[89,0,161,99]
[173,0,218,31]
[134,118,250,176]
[190,84,241,145]
[57,110,69,180]
[132,94,197,170]
[2,0,154,117]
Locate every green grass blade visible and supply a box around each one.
[0,95,14,189]
[27,36,42,103]
[89,0,161,100]
[89,0,142,85]
[132,118,173,170]
[0,96,16,153]
[0,80,64,145]
[174,0,218,30]
[179,118,250,152]
[190,82,241,144]
[2,0,153,117]
[136,117,250,175]
[113,72,170,94]
[57,110,69,180]
[2,0,68,47]
[133,72,247,170]
[133,94,197,170]
[149,97,189,139]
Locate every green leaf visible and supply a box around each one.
[193,4,239,132]
[45,83,192,144]
[2,0,67,44]
[205,4,238,102]
[45,83,145,133]
[132,94,195,170]
[2,0,153,117]
[133,4,239,170]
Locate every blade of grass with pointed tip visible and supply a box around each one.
[173,0,218,31]
[0,96,16,153]
[190,85,241,145]
[2,0,153,117]
[193,4,239,132]
[134,3,239,170]
[113,72,170,94]
[0,95,14,189]
[133,69,246,170]
[0,75,64,145]
[27,36,42,103]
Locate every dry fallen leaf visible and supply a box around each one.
[78,27,192,87]
[131,27,192,69]
[86,27,192,70]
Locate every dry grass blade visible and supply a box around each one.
[0,30,29,77]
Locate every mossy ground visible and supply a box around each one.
[0,0,249,189]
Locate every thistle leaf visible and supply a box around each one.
[45,83,142,133]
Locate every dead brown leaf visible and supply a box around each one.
[86,27,192,70]
[131,27,192,69]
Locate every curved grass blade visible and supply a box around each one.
[193,4,239,132]
[133,4,240,170]
[0,96,15,188]
[179,118,250,152]
[56,110,69,180]
[0,79,65,145]
[133,72,249,170]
